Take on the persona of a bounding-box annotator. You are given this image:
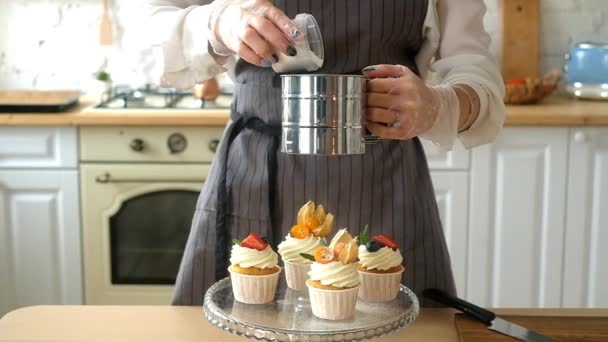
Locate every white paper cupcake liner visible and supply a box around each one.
[283,261,311,291]
[357,266,404,302]
[306,282,360,320]
[229,267,281,304]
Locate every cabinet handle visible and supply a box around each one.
[574,131,588,144]
[95,173,205,184]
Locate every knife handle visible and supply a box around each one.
[423,288,496,325]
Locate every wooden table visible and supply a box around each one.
[0,306,606,342]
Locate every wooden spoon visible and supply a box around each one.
[100,0,113,46]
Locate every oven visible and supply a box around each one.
[80,126,223,304]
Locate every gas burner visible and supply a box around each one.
[96,85,232,110]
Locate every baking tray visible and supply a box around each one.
[0,90,80,113]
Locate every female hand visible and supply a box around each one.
[209,0,299,67]
[362,64,444,140]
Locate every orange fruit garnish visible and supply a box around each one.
[290,224,311,239]
[305,217,321,229]
[334,242,345,257]
[314,247,335,264]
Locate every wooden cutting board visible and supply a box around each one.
[502,0,540,80]
[455,313,608,342]
[0,90,80,112]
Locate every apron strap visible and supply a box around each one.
[215,115,282,280]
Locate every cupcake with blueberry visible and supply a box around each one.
[356,226,404,302]
[302,229,360,320]
[229,233,281,304]
[278,201,333,291]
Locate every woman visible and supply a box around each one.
[145,0,505,306]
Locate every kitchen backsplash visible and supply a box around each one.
[1,0,607,89]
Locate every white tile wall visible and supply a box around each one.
[485,0,608,74]
[1,0,607,89]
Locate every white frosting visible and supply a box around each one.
[358,245,403,271]
[309,261,359,288]
[277,234,324,264]
[230,244,278,269]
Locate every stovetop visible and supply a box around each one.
[96,85,232,110]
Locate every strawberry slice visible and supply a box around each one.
[240,233,268,251]
[372,234,399,250]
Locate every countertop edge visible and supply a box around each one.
[1,96,608,127]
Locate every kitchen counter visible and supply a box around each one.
[0,306,606,342]
[0,96,607,126]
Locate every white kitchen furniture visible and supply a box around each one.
[422,140,471,299]
[467,127,570,308]
[563,128,608,308]
[1,123,607,312]
[0,127,82,317]
[464,127,608,308]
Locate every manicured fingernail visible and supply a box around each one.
[362,66,376,72]
[271,54,279,63]
[260,59,272,68]
[286,46,297,57]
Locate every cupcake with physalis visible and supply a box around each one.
[302,229,360,320]
[278,201,334,291]
[228,233,281,304]
[356,226,404,302]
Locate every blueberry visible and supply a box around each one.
[366,240,381,252]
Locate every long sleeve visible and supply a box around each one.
[418,0,506,149]
[144,0,235,88]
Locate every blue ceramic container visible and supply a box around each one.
[564,42,608,85]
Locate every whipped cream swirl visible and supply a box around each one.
[358,245,403,271]
[277,234,324,264]
[309,261,359,288]
[230,245,278,269]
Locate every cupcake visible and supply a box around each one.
[228,233,281,304]
[278,201,334,291]
[356,227,404,302]
[304,229,360,320]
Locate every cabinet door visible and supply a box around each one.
[468,127,569,308]
[431,172,469,297]
[0,170,82,317]
[0,127,77,168]
[563,128,608,308]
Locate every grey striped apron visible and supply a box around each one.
[172,0,457,307]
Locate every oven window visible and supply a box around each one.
[110,190,198,285]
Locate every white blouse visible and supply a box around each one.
[144,0,506,148]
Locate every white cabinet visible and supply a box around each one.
[430,172,469,297]
[422,139,471,298]
[563,128,608,308]
[0,170,82,317]
[468,127,569,308]
[0,127,77,168]
[0,126,81,318]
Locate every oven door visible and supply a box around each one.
[81,163,209,305]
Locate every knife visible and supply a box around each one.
[423,288,557,342]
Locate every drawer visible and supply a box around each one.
[80,126,226,163]
[0,127,77,168]
[421,139,470,170]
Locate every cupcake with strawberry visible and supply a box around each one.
[356,226,404,302]
[278,201,334,291]
[229,233,281,304]
[302,229,360,320]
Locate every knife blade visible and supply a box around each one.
[423,288,558,342]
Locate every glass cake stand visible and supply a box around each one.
[203,277,420,341]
